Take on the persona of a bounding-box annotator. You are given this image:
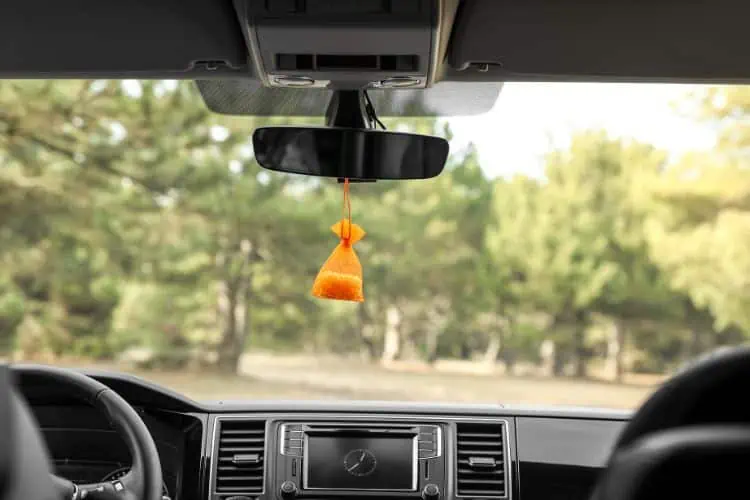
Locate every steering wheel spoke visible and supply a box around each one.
[50,473,139,500]
[51,474,77,499]
[114,469,142,499]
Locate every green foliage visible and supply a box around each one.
[647,87,750,333]
[0,80,747,379]
[0,278,25,352]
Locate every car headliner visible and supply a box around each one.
[1,0,748,83]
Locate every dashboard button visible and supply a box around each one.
[422,483,440,500]
[280,480,299,499]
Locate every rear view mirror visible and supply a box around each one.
[252,127,449,180]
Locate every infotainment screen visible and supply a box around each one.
[305,431,416,491]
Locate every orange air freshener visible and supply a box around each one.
[312,179,366,302]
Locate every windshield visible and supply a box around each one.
[2,81,747,409]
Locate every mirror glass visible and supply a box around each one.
[253,127,449,180]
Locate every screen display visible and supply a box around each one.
[305,432,415,491]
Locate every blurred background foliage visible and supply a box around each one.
[0,80,748,381]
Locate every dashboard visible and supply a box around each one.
[16,371,630,500]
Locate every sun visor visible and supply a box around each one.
[0,0,248,77]
[448,0,750,82]
[196,80,502,116]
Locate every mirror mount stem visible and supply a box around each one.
[326,90,379,182]
[325,90,371,129]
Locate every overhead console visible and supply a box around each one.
[235,0,458,89]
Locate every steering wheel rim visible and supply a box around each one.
[614,345,750,450]
[12,365,163,500]
[592,346,750,500]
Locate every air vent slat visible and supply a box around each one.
[217,476,264,482]
[218,457,264,464]
[458,489,506,496]
[220,445,263,454]
[456,422,507,498]
[460,479,505,485]
[459,440,503,447]
[458,459,506,466]
[217,486,262,493]
[215,420,266,495]
[220,437,265,444]
[457,449,502,456]
[459,433,502,439]
[458,464,505,476]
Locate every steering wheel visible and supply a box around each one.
[591,346,750,500]
[12,365,163,500]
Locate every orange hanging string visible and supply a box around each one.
[343,178,352,240]
[311,177,366,302]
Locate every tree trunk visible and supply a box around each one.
[401,327,420,360]
[424,329,440,364]
[459,340,471,360]
[573,329,587,378]
[573,311,588,378]
[381,305,402,364]
[357,303,378,361]
[689,327,703,357]
[216,278,241,373]
[424,298,449,364]
[215,240,255,375]
[552,343,566,377]
[500,318,516,375]
[483,335,502,365]
[239,245,254,363]
[683,299,712,361]
[539,339,556,377]
[502,351,517,376]
[615,329,626,382]
[606,320,627,383]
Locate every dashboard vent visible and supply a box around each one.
[215,419,266,496]
[456,422,507,498]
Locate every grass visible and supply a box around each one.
[98,352,659,410]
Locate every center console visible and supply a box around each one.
[210,414,512,500]
[272,421,446,500]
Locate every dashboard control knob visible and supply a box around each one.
[280,480,299,499]
[422,483,440,500]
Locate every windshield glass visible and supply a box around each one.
[2,81,747,409]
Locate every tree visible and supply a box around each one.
[481,175,539,368]
[357,142,490,364]
[0,80,318,367]
[647,87,750,335]
[507,132,682,378]
[0,81,131,356]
